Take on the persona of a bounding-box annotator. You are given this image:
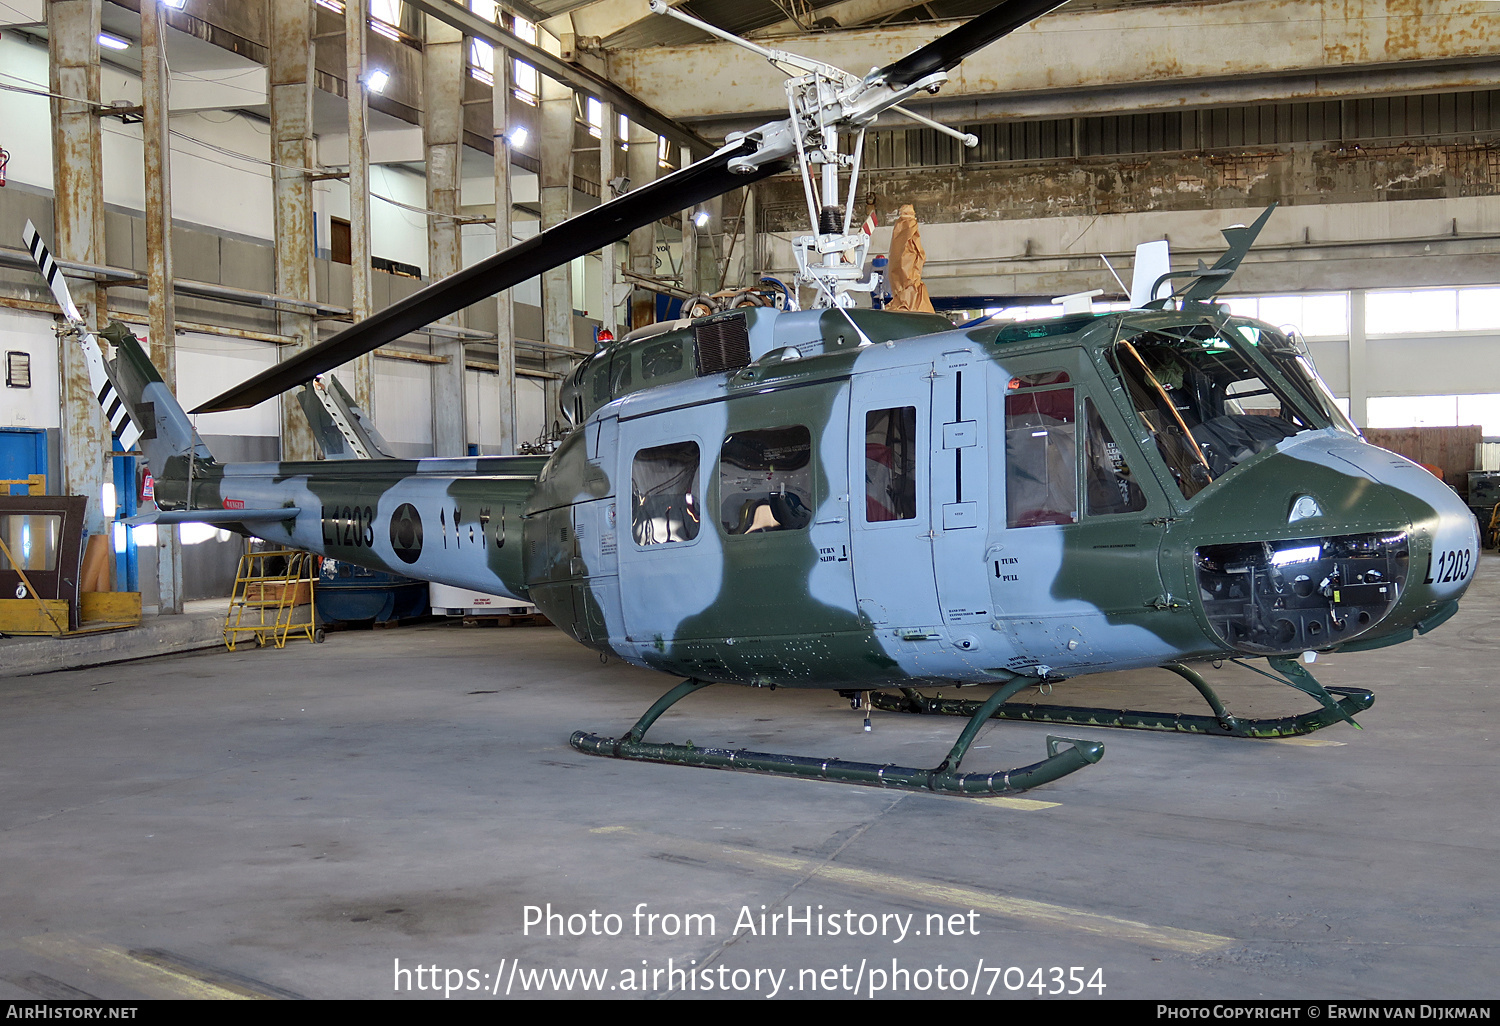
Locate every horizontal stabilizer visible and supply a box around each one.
[123,507,300,527]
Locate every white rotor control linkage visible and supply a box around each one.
[650,1,977,308]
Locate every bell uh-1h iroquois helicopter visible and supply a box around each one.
[28,0,1483,795]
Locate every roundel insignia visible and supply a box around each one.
[390,502,423,564]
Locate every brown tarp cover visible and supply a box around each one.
[886,204,935,313]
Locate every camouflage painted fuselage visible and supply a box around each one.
[165,306,1480,690]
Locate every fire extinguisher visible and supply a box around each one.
[0,147,9,187]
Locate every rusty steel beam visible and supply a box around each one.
[269,0,317,462]
[345,0,375,416]
[492,65,517,453]
[598,99,619,340]
[47,0,109,539]
[539,67,575,417]
[402,0,710,152]
[679,143,696,298]
[141,0,182,614]
[626,120,659,330]
[423,12,468,458]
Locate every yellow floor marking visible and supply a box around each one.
[1270,738,1346,747]
[592,827,1232,954]
[22,935,270,1000]
[950,795,1060,811]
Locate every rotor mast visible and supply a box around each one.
[649,1,978,309]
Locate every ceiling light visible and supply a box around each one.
[362,69,390,93]
[98,33,131,50]
[693,211,710,227]
[160,0,188,10]
[507,127,528,148]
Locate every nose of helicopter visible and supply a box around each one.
[1188,432,1481,657]
[1321,435,1481,636]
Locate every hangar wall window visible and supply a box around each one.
[632,442,701,546]
[719,426,813,534]
[1005,381,1078,526]
[1366,394,1500,434]
[1363,288,1500,335]
[1224,294,1349,337]
[865,407,917,522]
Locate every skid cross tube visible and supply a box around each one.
[570,677,1104,794]
[869,661,1373,739]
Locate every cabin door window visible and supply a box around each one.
[631,441,702,546]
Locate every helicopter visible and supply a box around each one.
[26,0,1481,795]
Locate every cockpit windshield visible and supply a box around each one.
[1107,319,1351,500]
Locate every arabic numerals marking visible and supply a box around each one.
[322,504,376,549]
[1425,547,1473,585]
[991,967,1103,996]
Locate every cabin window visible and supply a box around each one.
[1005,382,1078,527]
[1084,398,1146,515]
[590,360,611,405]
[641,337,684,380]
[1111,327,1319,500]
[864,407,917,522]
[631,441,701,545]
[719,425,813,534]
[609,352,633,395]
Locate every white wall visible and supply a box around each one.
[165,331,281,439]
[374,356,433,456]
[0,309,61,430]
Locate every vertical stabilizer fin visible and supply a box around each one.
[297,375,395,460]
[98,322,215,475]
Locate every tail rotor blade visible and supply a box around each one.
[878,0,1069,87]
[20,221,143,453]
[22,220,85,325]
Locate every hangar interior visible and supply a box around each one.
[0,0,1497,606]
[0,0,1498,1003]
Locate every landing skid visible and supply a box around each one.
[571,677,1105,794]
[868,658,1374,739]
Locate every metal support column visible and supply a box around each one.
[47,0,109,541]
[344,0,375,414]
[140,0,182,613]
[599,100,619,339]
[492,53,517,454]
[539,71,575,418]
[423,13,467,457]
[679,144,696,298]
[627,122,659,329]
[269,0,318,463]
[1348,289,1367,429]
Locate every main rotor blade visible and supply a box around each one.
[194,140,790,414]
[880,0,1069,88]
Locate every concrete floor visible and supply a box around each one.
[0,557,1495,1001]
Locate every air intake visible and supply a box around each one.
[694,313,751,376]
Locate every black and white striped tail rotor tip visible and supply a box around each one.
[22,220,84,326]
[21,220,141,453]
